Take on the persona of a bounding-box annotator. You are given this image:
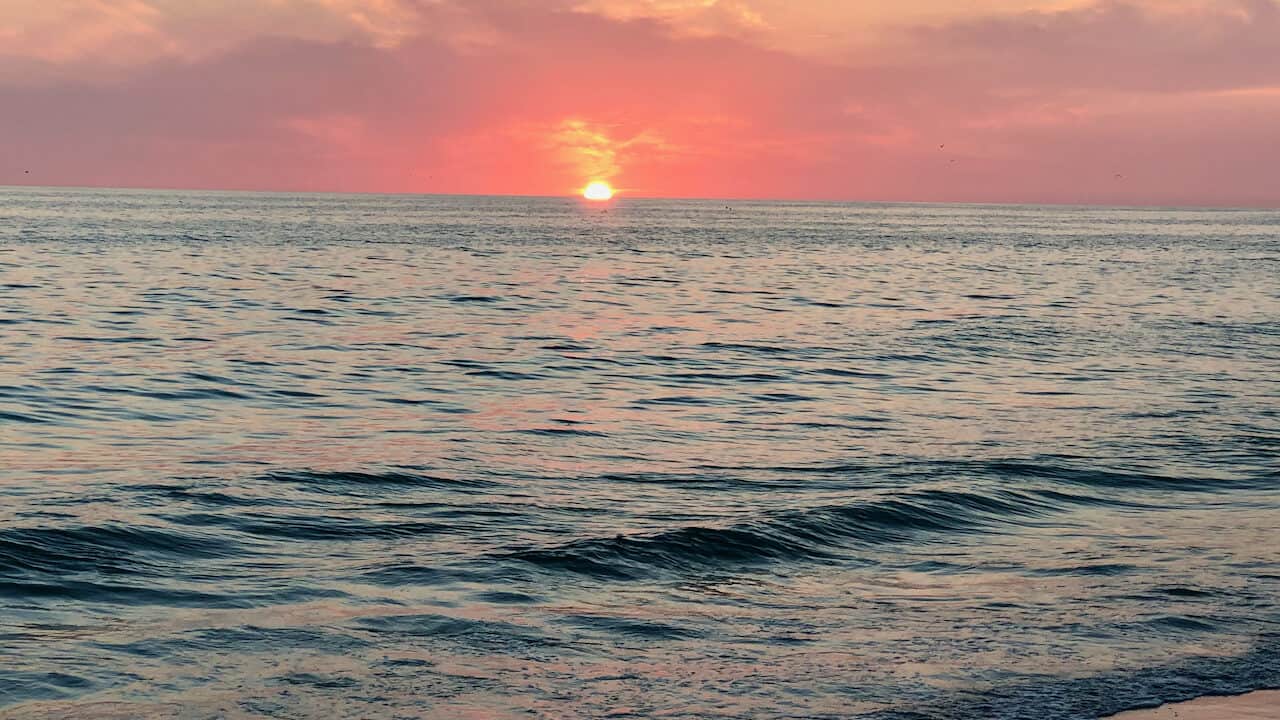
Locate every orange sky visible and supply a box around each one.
[2,0,1278,205]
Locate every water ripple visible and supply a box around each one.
[0,190,1277,718]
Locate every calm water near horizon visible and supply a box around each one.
[1,187,1278,719]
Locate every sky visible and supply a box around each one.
[2,0,1278,206]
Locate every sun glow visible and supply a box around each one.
[583,181,614,201]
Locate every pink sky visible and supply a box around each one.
[2,0,1279,206]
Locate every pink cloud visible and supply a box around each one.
[1,0,1277,206]
[905,0,1280,93]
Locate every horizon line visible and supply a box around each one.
[1,182,1276,213]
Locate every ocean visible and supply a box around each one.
[1,187,1278,719]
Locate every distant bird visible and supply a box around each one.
[939,144,946,149]
[24,170,29,174]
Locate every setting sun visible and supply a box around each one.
[583,181,614,201]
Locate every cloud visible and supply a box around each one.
[0,0,174,66]
[571,0,771,38]
[1,0,1277,205]
[0,0,426,74]
[904,0,1280,94]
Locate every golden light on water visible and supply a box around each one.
[583,181,614,201]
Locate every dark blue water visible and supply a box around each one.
[1,187,1278,719]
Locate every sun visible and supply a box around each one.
[583,181,614,201]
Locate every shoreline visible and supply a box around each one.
[1107,690,1280,719]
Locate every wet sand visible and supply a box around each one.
[1108,690,1280,719]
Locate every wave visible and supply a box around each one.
[697,456,1272,493]
[164,511,450,541]
[350,613,563,652]
[0,523,290,607]
[0,578,338,607]
[260,469,497,493]
[505,487,1065,580]
[0,524,241,579]
[975,459,1271,492]
[856,633,1280,719]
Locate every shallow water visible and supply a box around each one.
[1,187,1278,719]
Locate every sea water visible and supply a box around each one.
[1,187,1278,718]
